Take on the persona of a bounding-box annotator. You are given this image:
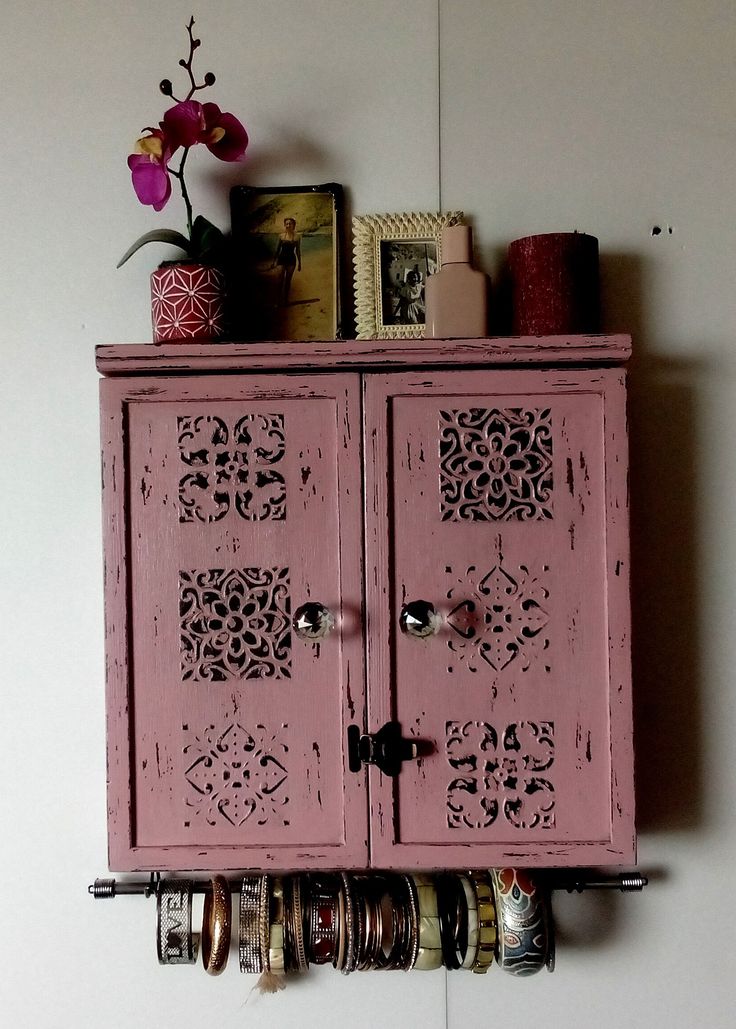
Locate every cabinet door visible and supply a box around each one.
[364,369,634,867]
[101,373,367,870]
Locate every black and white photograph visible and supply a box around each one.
[352,211,463,339]
[379,240,438,327]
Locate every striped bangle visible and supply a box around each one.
[468,871,497,974]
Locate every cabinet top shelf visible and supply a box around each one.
[96,334,631,376]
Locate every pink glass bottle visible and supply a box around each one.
[425,224,489,338]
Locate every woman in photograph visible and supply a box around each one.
[395,269,424,324]
[272,217,302,306]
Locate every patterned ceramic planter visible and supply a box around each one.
[150,262,226,343]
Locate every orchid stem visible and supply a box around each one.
[170,148,194,239]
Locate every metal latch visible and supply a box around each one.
[347,721,419,777]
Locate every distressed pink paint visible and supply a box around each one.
[364,368,635,868]
[95,334,632,376]
[99,338,635,872]
[100,373,367,871]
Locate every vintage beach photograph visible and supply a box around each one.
[231,184,342,340]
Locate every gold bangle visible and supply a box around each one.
[201,876,231,976]
[468,871,496,974]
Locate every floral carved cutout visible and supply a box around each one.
[446,540,550,685]
[183,721,289,828]
[178,413,286,523]
[439,408,553,521]
[446,720,555,830]
[180,567,291,681]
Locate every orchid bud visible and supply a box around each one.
[159,79,173,96]
[204,72,216,86]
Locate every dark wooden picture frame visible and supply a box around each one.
[230,183,344,341]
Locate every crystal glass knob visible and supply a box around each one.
[399,600,442,638]
[293,602,335,641]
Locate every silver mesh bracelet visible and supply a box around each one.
[157,879,198,964]
[239,875,263,974]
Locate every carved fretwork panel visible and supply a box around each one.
[178,412,286,523]
[179,567,291,682]
[183,721,290,828]
[446,720,555,830]
[445,539,550,688]
[439,407,553,521]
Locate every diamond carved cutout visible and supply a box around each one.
[446,538,550,681]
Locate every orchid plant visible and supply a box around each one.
[118,17,248,268]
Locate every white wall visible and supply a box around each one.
[1,1,734,1026]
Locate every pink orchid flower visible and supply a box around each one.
[127,128,172,211]
[162,100,248,161]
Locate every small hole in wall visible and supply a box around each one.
[651,225,674,236]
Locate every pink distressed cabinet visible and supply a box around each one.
[97,336,635,872]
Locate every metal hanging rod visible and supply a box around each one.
[88,870,648,900]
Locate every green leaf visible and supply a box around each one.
[189,216,225,264]
[116,229,192,268]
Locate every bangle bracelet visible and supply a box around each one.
[202,875,231,975]
[339,873,358,974]
[468,871,496,974]
[268,877,285,974]
[412,874,443,971]
[437,874,466,970]
[156,879,198,965]
[491,868,549,977]
[307,874,339,965]
[404,873,420,970]
[290,875,308,972]
[376,875,404,970]
[239,875,263,974]
[459,875,479,969]
[258,874,271,972]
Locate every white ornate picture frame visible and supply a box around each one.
[352,211,463,339]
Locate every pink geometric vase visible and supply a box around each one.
[150,262,227,343]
